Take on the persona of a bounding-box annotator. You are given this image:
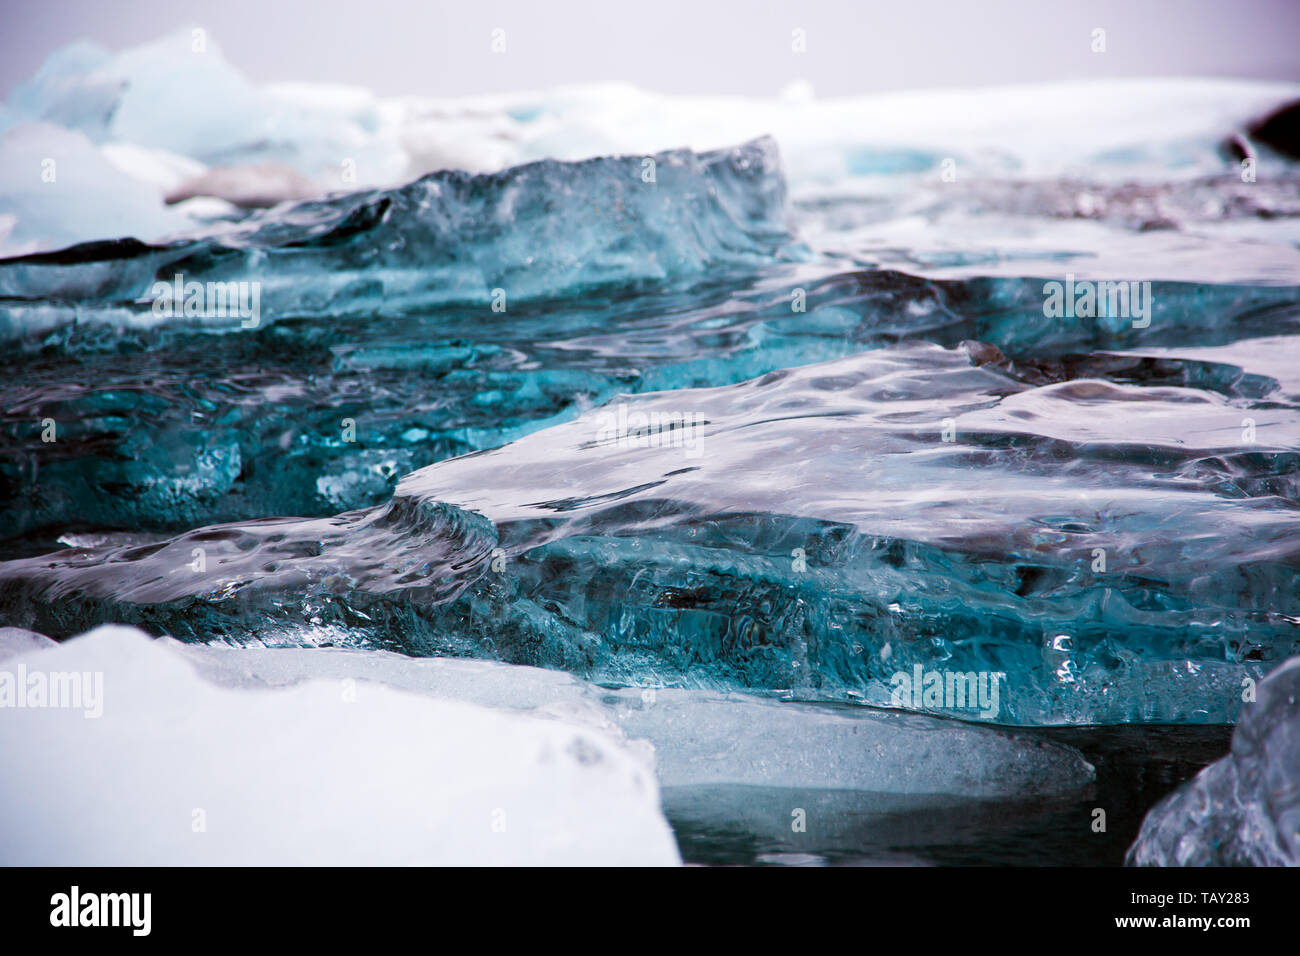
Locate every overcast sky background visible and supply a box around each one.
[1,0,1297,99]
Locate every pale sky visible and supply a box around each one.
[2,0,1297,99]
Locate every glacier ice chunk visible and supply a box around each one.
[6,31,406,185]
[0,123,190,256]
[1127,656,1300,866]
[0,136,803,337]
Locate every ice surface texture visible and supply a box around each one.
[1127,655,1300,865]
[5,269,1294,543]
[4,339,1298,724]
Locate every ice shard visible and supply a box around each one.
[1127,655,1300,866]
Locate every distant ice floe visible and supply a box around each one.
[0,136,802,344]
[2,27,1298,257]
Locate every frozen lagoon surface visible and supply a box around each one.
[1,30,1299,864]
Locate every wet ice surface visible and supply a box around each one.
[3,35,1300,862]
[4,328,1298,724]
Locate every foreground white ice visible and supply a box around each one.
[0,627,680,865]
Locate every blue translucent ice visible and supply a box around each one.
[1,137,1298,728]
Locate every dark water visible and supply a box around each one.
[666,724,1232,865]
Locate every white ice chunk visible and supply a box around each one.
[0,123,187,255]
[0,627,679,865]
[7,30,408,187]
[101,142,206,193]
